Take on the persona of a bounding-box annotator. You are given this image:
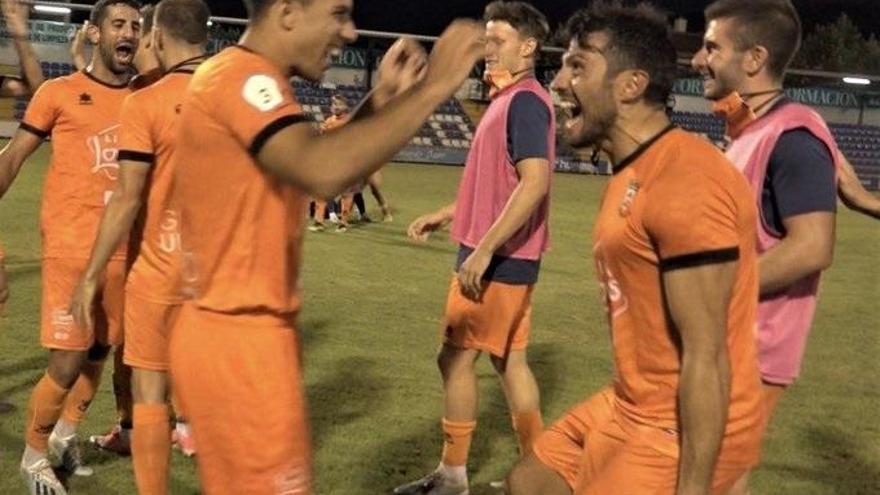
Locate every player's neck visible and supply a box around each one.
[86,59,130,87]
[239,28,287,74]
[162,45,206,72]
[607,109,671,167]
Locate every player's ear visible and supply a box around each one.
[278,0,305,31]
[520,37,538,59]
[86,20,100,45]
[151,26,162,52]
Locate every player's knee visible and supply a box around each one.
[132,369,168,404]
[507,453,570,495]
[436,344,476,377]
[507,455,539,495]
[48,350,88,388]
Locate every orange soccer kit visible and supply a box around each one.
[532,128,766,494]
[116,59,204,495]
[313,113,358,225]
[19,71,132,452]
[170,46,313,495]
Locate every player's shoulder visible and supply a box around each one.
[660,128,731,173]
[193,47,283,89]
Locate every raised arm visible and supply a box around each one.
[256,20,484,199]
[1,0,45,96]
[837,153,880,220]
[0,128,43,198]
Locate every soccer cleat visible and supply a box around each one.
[383,213,394,223]
[21,457,68,495]
[392,471,469,495]
[172,426,197,457]
[89,424,131,456]
[308,222,326,232]
[335,224,349,233]
[48,434,93,477]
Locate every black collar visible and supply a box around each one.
[166,54,207,74]
[82,69,129,89]
[612,124,676,175]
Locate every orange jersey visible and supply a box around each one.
[21,71,132,260]
[173,47,311,318]
[592,128,763,451]
[118,67,198,303]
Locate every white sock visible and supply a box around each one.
[52,418,77,442]
[21,445,47,468]
[438,462,468,485]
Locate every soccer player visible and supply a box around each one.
[69,1,209,492]
[507,5,765,494]
[0,0,45,414]
[0,1,141,493]
[691,1,839,492]
[85,2,162,457]
[311,94,356,232]
[168,0,483,492]
[397,3,553,493]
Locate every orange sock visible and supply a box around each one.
[440,418,476,467]
[133,403,171,495]
[60,359,104,426]
[25,373,70,451]
[512,410,543,456]
[113,349,133,428]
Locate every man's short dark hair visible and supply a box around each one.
[155,0,210,44]
[705,0,801,79]
[140,4,155,35]
[564,2,677,107]
[90,0,142,26]
[243,0,310,19]
[483,1,550,49]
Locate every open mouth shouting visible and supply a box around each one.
[114,41,135,66]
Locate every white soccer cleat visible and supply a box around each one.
[21,457,68,495]
[392,470,469,495]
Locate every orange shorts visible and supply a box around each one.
[533,388,754,495]
[169,304,312,495]
[123,291,181,371]
[41,258,125,351]
[442,276,533,358]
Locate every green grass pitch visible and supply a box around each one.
[0,146,878,494]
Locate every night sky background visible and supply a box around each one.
[202,0,880,38]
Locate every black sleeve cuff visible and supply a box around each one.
[249,114,313,157]
[118,150,155,165]
[19,122,49,139]
[660,247,740,272]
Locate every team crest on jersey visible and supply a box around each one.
[78,93,93,105]
[618,179,641,217]
[87,125,121,180]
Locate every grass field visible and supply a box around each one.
[0,147,878,494]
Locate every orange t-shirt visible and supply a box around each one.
[117,67,199,304]
[592,127,763,460]
[173,47,311,318]
[21,71,132,260]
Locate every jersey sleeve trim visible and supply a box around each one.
[248,114,313,156]
[659,247,740,272]
[118,150,156,165]
[18,122,49,139]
